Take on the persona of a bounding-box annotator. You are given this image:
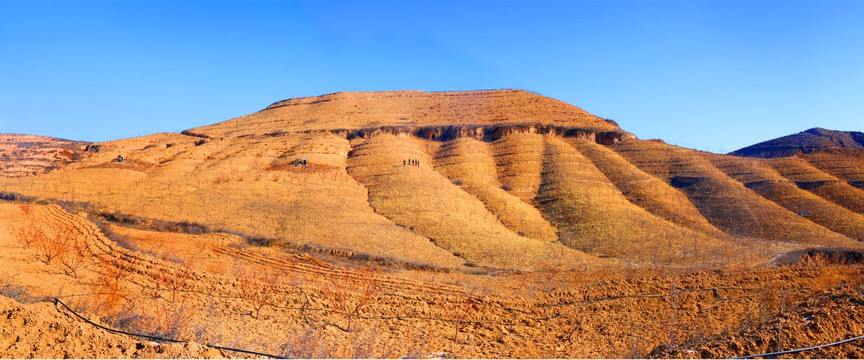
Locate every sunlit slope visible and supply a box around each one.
[0,134,88,177]
[0,133,465,268]
[432,137,559,242]
[490,133,546,203]
[345,133,606,270]
[708,154,864,242]
[186,90,623,138]
[769,157,864,215]
[803,151,864,190]
[535,136,729,264]
[612,140,855,246]
[566,138,728,239]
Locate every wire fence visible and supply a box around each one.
[53,298,287,359]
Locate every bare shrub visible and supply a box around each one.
[154,262,193,302]
[10,219,43,248]
[237,266,281,319]
[34,223,75,265]
[58,235,90,277]
[320,268,381,332]
[140,290,194,339]
[91,255,134,319]
[281,325,333,358]
[443,288,486,343]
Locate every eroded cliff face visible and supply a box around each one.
[260,123,635,145]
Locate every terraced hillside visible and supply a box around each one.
[3,90,864,358]
[768,157,864,215]
[706,154,864,241]
[611,140,856,248]
[0,134,88,177]
[2,203,863,359]
[2,90,864,272]
[802,150,864,190]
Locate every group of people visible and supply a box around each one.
[403,159,420,166]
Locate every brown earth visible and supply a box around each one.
[2,203,864,359]
[0,134,88,177]
[2,90,864,358]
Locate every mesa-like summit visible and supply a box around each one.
[3,89,863,270]
[2,89,864,359]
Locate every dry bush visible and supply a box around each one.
[91,255,135,320]
[34,223,76,265]
[58,235,90,277]
[320,268,381,332]
[154,262,193,302]
[140,290,194,339]
[442,288,486,343]
[280,325,333,358]
[236,265,281,319]
[10,219,43,248]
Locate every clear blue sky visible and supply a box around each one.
[1,0,862,153]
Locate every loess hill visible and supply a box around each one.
[2,90,863,271]
[2,90,864,358]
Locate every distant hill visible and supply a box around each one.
[0,134,88,177]
[730,127,864,158]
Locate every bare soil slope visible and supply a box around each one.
[0,134,88,177]
[2,202,864,359]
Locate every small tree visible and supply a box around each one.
[10,220,43,248]
[58,236,90,278]
[320,268,381,332]
[91,255,135,321]
[237,265,281,319]
[443,288,486,343]
[34,223,74,265]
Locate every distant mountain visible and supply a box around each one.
[730,128,864,158]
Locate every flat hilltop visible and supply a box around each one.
[184,89,630,140]
[2,90,864,358]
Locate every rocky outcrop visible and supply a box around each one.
[278,123,635,145]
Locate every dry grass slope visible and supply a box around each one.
[567,138,728,239]
[769,156,864,215]
[0,133,464,269]
[612,140,855,247]
[536,136,731,265]
[803,151,864,190]
[345,133,605,270]
[432,137,558,242]
[708,154,864,242]
[489,133,546,203]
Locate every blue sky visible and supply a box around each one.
[1,0,862,153]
